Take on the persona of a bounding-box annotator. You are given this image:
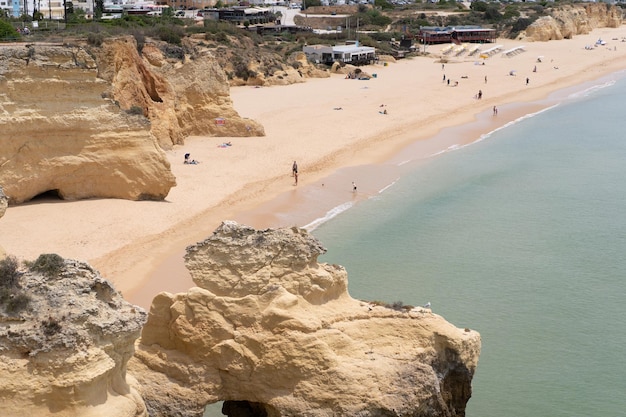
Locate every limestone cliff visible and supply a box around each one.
[0,186,6,221]
[0,254,147,417]
[525,3,622,41]
[0,187,6,258]
[0,41,175,204]
[94,37,265,145]
[213,45,330,87]
[130,221,481,417]
[0,36,267,204]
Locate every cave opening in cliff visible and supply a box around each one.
[216,400,272,417]
[31,189,63,202]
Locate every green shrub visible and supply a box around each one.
[87,32,104,46]
[0,20,20,40]
[0,287,11,304]
[389,301,404,311]
[155,24,184,45]
[6,292,31,313]
[42,317,62,336]
[131,29,145,53]
[233,57,255,80]
[127,105,144,115]
[28,253,65,277]
[0,256,20,288]
[163,44,184,60]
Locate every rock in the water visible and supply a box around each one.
[131,221,481,417]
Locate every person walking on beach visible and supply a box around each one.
[443,74,446,83]
[292,161,298,177]
[484,75,487,84]
[352,182,357,192]
[526,77,530,85]
[493,105,498,116]
[477,90,482,100]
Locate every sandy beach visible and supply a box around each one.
[1,27,625,308]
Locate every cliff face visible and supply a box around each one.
[205,31,330,87]
[0,36,266,204]
[130,222,481,417]
[94,37,265,145]
[525,3,623,41]
[0,187,6,257]
[0,41,175,204]
[0,255,147,417]
[0,186,6,220]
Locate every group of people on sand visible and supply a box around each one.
[184,142,235,164]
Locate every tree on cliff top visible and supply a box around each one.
[0,20,20,41]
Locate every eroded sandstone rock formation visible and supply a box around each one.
[130,221,481,417]
[0,186,6,258]
[0,36,266,204]
[525,3,622,41]
[94,37,265,146]
[0,41,176,204]
[0,186,6,221]
[0,255,147,417]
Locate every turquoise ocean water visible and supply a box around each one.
[205,72,626,416]
[310,72,626,416]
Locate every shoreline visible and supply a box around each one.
[1,28,625,309]
[137,55,626,309]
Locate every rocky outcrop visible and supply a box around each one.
[95,37,265,145]
[525,4,622,41]
[130,221,481,417]
[0,254,147,417]
[213,43,330,87]
[0,186,6,221]
[0,186,6,258]
[0,41,176,204]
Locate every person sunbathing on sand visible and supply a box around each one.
[184,153,199,164]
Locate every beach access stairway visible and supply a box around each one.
[501,46,526,58]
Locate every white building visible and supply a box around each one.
[303,43,376,65]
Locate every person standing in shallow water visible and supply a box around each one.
[352,182,357,192]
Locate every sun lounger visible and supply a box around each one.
[481,45,503,57]
[501,46,526,58]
